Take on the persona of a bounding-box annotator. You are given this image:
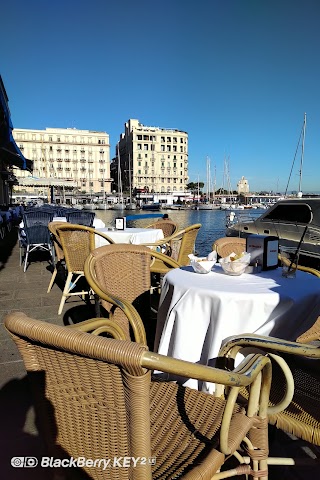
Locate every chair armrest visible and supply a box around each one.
[139,228,186,248]
[218,333,320,360]
[94,230,115,244]
[67,317,127,340]
[150,250,180,269]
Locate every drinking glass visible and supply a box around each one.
[279,246,299,278]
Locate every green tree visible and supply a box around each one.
[187,182,204,201]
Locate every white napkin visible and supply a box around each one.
[219,251,251,264]
[188,251,217,274]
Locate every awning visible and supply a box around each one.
[0,75,33,172]
[0,141,33,172]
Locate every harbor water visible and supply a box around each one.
[94,208,265,257]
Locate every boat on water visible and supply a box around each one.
[198,202,221,210]
[125,153,137,210]
[125,202,137,210]
[82,202,96,211]
[111,142,126,211]
[226,114,320,266]
[226,197,320,270]
[111,203,125,211]
[141,203,161,211]
[95,202,111,210]
[198,157,221,210]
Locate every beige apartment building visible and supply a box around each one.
[115,119,189,198]
[12,127,112,197]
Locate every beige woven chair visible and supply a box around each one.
[212,236,246,258]
[5,310,274,480]
[84,244,180,347]
[278,253,320,277]
[146,219,178,238]
[141,223,202,275]
[47,221,67,293]
[67,290,148,344]
[218,317,320,468]
[54,223,115,315]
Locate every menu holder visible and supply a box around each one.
[115,217,126,230]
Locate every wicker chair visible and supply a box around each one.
[141,223,202,275]
[278,253,320,277]
[84,244,180,347]
[217,316,320,467]
[212,236,247,258]
[54,224,116,315]
[22,210,54,227]
[20,224,54,272]
[146,219,178,238]
[5,310,275,480]
[47,221,68,293]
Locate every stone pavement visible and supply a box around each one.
[0,226,319,479]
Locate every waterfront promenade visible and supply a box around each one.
[0,225,319,479]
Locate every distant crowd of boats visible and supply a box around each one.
[81,200,274,212]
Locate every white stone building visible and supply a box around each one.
[12,127,112,196]
[113,119,189,198]
[237,176,250,194]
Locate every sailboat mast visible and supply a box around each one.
[128,152,132,204]
[117,143,123,203]
[298,112,307,195]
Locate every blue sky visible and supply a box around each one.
[1,0,320,193]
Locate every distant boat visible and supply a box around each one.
[125,153,137,210]
[199,157,221,210]
[125,202,137,210]
[95,202,111,210]
[198,203,221,210]
[114,142,125,210]
[82,202,96,210]
[111,203,125,210]
[141,203,161,211]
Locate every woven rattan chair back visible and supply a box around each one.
[212,236,246,258]
[172,223,201,264]
[66,210,95,227]
[54,224,115,315]
[85,244,156,345]
[219,317,320,463]
[147,220,178,238]
[5,311,273,480]
[48,221,66,263]
[47,221,67,293]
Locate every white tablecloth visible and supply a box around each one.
[95,227,163,246]
[19,216,105,229]
[155,265,320,391]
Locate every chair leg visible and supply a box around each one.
[58,272,73,315]
[47,268,58,293]
[23,247,29,272]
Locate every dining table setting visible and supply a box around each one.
[94,226,164,247]
[154,250,320,392]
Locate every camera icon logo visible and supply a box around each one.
[11,457,38,468]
